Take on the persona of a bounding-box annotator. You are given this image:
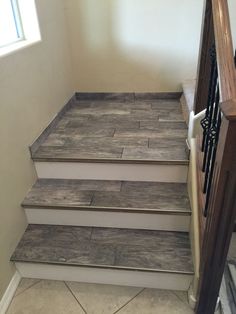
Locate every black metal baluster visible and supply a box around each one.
[201,44,217,153]
[202,78,218,173]
[203,86,220,194]
[204,104,222,216]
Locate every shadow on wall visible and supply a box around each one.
[65,0,202,92]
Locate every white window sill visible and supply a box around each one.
[0,38,41,58]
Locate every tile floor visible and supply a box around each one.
[32,99,188,162]
[7,279,193,314]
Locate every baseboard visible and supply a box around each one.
[29,94,77,156]
[0,271,21,314]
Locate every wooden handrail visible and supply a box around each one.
[194,1,236,313]
[212,0,236,101]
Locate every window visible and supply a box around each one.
[0,0,24,47]
[0,0,41,57]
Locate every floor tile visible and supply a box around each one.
[7,280,85,314]
[116,288,193,314]
[66,282,142,314]
[14,278,41,296]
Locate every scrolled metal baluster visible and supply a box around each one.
[204,106,222,216]
[202,85,219,176]
[201,44,217,153]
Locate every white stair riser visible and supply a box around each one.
[24,208,191,232]
[15,262,193,291]
[35,162,188,182]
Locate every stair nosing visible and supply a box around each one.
[11,258,194,275]
[32,156,189,165]
[22,203,191,215]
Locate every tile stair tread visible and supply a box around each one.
[11,224,194,274]
[22,179,191,214]
[32,99,189,163]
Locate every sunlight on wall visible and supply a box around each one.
[65,0,204,92]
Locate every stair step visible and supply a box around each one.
[11,225,193,290]
[31,98,189,181]
[22,179,191,231]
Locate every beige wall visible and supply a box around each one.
[65,0,204,92]
[0,0,73,299]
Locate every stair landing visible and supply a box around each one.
[32,97,188,164]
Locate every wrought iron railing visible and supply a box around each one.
[200,44,222,216]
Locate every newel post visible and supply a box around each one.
[196,100,236,313]
[194,0,215,114]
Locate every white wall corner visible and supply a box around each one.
[0,271,21,314]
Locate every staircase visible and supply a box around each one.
[11,93,194,292]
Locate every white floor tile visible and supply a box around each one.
[66,281,142,314]
[116,288,193,314]
[7,280,85,314]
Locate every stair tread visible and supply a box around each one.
[22,179,191,214]
[32,99,189,164]
[11,224,193,274]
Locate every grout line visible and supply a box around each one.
[171,291,189,306]
[89,227,94,241]
[64,282,87,314]
[89,192,95,207]
[120,180,124,192]
[14,279,42,298]
[120,148,125,159]
[112,288,145,314]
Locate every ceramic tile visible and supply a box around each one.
[32,98,188,162]
[116,288,193,314]
[66,282,142,314]
[23,179,190,213]
[11,225,193,273]
[7,280,85,314]
[14,278,41,296]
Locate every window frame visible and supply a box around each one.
[0,0,41,57]
[0,0,25,48]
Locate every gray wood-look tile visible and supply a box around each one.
[114,128,187,139]
[115,245,192,272]
[34,146,123,159]
[42,136,148,150]
[151,101,181,110]
[76,92,135,101]
[32,98,188,162]
[122,147,188,161]
[66,120,140,130]
[92,192,190,211]
[135,92,182,100]
[140,121,187,130]
[22,179,190,213]
[11,225,193,273]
